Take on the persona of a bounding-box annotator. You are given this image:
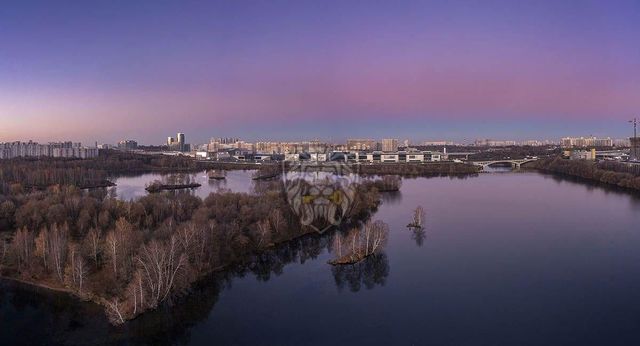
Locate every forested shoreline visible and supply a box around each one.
[0,151,200,190]
[531,157,640,191]
[0,151,479,191]
[0,158,383,324]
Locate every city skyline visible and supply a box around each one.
[2,1,639,144]
[0,133,633,148]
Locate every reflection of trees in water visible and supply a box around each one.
[380,190,402,204]
[331,253,390,292]
[125,229,389,341]
[121,274,226,345]
[252,179,282,195]
[545,173,640,206]
[160,172,195,185]
[207,177,227,189]
[241,232,331,281]
[1,224,389,344]
[411,228,426,247]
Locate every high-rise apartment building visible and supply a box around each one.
[0,141,98,159]
[167,132,188,151]
[381,138,398,152]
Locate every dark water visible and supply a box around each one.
[3,172,640,345]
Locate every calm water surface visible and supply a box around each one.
[3,171,640,345]
[110,170,257,200]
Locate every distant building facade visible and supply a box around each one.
[0,141,98,159]
[254,141,328,154]
[117,140,138,151]
[381,139,398,152]
[474,139,517,147]
[566,149,596,161]
[167,132,189,152]
[561,136,613,148]
[422,140,455,146]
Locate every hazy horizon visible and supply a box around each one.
[2,0,639,144]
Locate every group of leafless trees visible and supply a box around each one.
[407,206,425,228]
[330,220,389,265]
[0,162,385,324]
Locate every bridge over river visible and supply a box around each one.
[470,158,539,169]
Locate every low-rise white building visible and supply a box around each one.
[381,154,399,163]
[310,153,327,161]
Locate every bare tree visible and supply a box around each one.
[269,209,286,238]
[176,223,197,255]
[410,206,425,228]
[105,230,118,276]
[34,226,50,271]
[85,227,101,267]
[65,244,88,294]
[364,220,389,255]
[104,218,138,279]
[11,227,34,269]
[135,236,187,307]
[255,219,271,248]
[105,298,125,325]
[74,254,88,294]
[329,220,389,264]
[50,223,68,282]
[127,270,145,316]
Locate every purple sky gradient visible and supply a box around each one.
[1,0,639,144]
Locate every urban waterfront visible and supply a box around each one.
[2,171,640,345]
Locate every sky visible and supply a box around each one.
[1,0,639,145]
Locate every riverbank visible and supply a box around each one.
[204,161,480,176]
[0,224,348,326]
[0,273,75,295]
[0,174,382,325]
[531,157,640,191]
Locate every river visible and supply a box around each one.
[2,171,640,345]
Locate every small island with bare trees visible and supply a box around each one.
[328,220,389,265]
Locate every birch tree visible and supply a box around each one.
[12,227,34,269]
[135,235,187,308]
[50,223,68,282]
[34,226,50,271]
